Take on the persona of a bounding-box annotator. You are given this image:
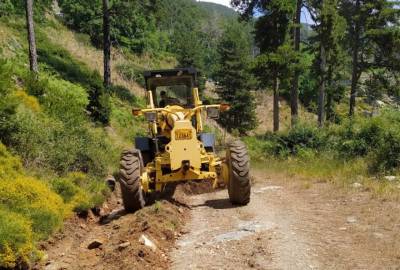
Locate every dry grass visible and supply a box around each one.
[253,91,316,134]
[42,17,177,97]
[0,21,22,58]
[253,156,400,201]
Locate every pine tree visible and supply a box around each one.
[233,0,296,132]
[308,0,347,125]
[339,0,400,116]
[291,0,302,126]
[215,20,257,135]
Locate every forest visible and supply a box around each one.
[0,0,399,268]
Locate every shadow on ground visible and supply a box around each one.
[190,198,239,210]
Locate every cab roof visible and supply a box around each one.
[144,68,198,90]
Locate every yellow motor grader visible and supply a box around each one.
[119,68,251,212]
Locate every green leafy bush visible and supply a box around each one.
[370,126,400,173]
[0,0,14,17]
[10,104,113,176]
[0,143,68,267]
[332,118,386,157]
[282,123,327,154]
[40,77,89,122]
[249,123,327,158]
[58,0,160,54]
[36,35,111,124]
[246,109,400,173]
[0,60,18,145]
[0,0,52,18]
[51,172,108,212]
[243,136,276,160]
[0,208,35,269]
[0,176,67,240]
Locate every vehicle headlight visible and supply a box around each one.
[144,112,157,122]
[207,107,220,119]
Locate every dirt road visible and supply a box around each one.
[171,170,400,270]
[42,169,400,270]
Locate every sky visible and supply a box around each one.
[200,0,314,24]
[199,0,231,6]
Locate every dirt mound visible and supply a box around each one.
[37,186,188,270]
[179,180,215,195]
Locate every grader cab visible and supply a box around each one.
[119,68,251,212]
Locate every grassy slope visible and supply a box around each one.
[42,16,177,98]
[0,14,176,268]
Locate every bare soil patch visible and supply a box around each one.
[37,186,188,270]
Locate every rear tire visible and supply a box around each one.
[227,140,251,205]
[119,149,145,212]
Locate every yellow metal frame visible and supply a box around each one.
[134,87,230,193]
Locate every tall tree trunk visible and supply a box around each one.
[25,0,38,73]
[290,0,301,127]
[318,44,326,127]
[326,91,333,121]
[349,0,360,117]
[103,0,111,88]
[273,74,280,132]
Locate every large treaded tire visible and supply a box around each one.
[227,140,251,205]
[119,149,145,212]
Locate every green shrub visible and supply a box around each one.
[0,176,67,239]
[283,123,326,153]
[0,1,14,16]
[252,123,326,158]
[246,110,400,173]
[243,136,276,160]
[9,101,114,176]
[0,143,67,267]
[0,0,52,18]
[0,142,23,179]
[40,77,89,122]
[370,128,400,173]
[36,34,111,124]
[0,208,36,269]
[333,118,386,157]
[0,146,67,240]
[0,59,19,144]
[51,173,108,212]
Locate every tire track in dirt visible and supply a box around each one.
[170,170,400,270]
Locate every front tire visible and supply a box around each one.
[119,149,145,212]
[227,140,251,205]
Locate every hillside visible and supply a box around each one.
[0,12,169,267]
[197,1,237,17]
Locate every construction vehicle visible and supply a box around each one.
[119,68,251,212]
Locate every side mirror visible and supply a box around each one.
[132,108,142,116]
[220,103,230,112]
[207,107,220,119]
